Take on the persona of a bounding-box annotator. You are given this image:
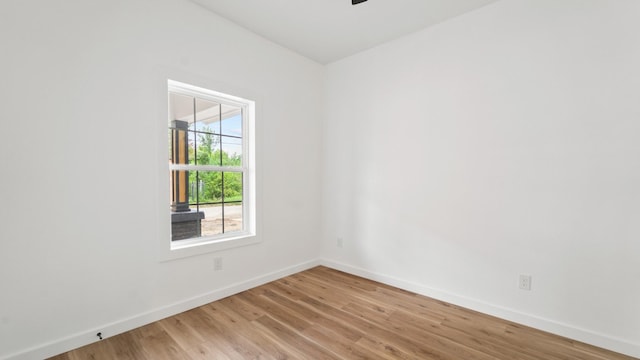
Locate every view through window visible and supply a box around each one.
[168,81,252,244]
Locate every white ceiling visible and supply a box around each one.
[190,0,499,64]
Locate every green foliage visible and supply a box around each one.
[187,126,243,204]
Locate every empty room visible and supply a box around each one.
[1,0,639,359]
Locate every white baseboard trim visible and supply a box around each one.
[3,259,321,360]
[319,259,640,359]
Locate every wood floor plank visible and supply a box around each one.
[217,294,265,321]
[62,337,116,360]
[254,314,340,360]
[49,266,638,360]
[301,323,393,360]
[184,341,235,360]
[132,322,190,360]
[270,281,364,343]
[238,287,314,332]
[202,301,294,359]
[99,331,148,360]
[196,305,277,359]
[157,315,206,352]
[286,272,354,308]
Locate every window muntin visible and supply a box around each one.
[167,80,253,247]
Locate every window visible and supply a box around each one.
[168,80,255,250]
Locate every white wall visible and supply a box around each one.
[322,0,640,357]
[0,0,324,358]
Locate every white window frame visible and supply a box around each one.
[163,79,257,260]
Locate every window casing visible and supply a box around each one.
[167,80,255,251]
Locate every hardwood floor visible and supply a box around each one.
[49,266,636,359]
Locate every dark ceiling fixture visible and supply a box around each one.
[352,0,368,4]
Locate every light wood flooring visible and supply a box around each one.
[49,266,637,359]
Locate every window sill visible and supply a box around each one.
[159,232,259,262]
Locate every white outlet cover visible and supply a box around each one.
[519,274,532,291]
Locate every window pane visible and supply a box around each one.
[193,131,221,166]
[221,110,242,137]
[223,202,242,234]
[169,92,193,167]
[169,92,194,125]
[221,136,242,166]
[195,97,220,126]
[187,128,197,165]
[223,172,243,234]
[191,98,222,166]
[223,172,243,203]
[170,169,206,241]
[200,205,223,237]
[193,171,222,204]
[195,97,220,135]
[196,170,223,236]
[169,122,190,165]
[170,204,205,241]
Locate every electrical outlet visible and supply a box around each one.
[337,237,344,248]
[519,274,532,291]
[214,257,223,271]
